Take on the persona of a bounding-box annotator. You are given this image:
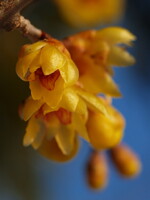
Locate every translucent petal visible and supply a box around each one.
[108,46,135,66]
[55,124,76,155]
[20,41,47,56]
[37,137,79,162]
[30,77,64,108]
[59,59,79,86]
[79,68,121,97]
[21,97,43,121]
[40,45,66,75]
[23,117,45,147]
[16,50,39,80]
[74,87,107,115]
[97,27,136,46]
[60,88,79,112]
[73,113,89,142]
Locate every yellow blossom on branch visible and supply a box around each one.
[86,98,125,150]
[54,0,124,27]
[16,38,79,108]
[19,88,125,161]
[63,27,136,96]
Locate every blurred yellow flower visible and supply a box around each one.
[86,99,125,150]
[16,38,79,108]
[63,27,136,96]
[20,86,109,161]
[54,0,124,27]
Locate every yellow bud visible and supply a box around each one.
[110,144,141,177]
[86,151,108,190]
[86,105,125,150]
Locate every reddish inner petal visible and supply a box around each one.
[35,69,60,90]
[55,108,72,125]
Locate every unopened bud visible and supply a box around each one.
[86,151,108,190]
[110,144,141,177]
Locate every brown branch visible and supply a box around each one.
[0,0,35,28]
[0,0,50,42]
[16,15,42,42]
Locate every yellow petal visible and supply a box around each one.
[40,45,66,75]
[46,113,60,140]
[29,77,64,108]
[20,41,47,56]
[79,67,121,97]
[73,113,89,142]
[75,87,107,115]
[55,124,76,155]
[21,96,43,121]
[59,59,79,86]
[16,50,39,80]
[23,116,45,147]
[60,88,79,112]
[108,46,135,66]
[75,98,88,121]
[97,27,136,46]
[37,137,79,162]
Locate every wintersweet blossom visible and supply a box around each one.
[86,98,125,150]
[55,0,124,27]
[63,27,136,96]
[20,86,109,161]
[16,38,79,108]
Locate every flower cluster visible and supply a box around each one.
[16,27,136,162]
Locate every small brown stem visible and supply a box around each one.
[0,0,35,28]
[17,15,42,42]
[0,0,51,42]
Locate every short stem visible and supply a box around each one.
[17,15,42,42]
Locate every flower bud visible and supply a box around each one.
[110,144,141,177]
[86,151,108,189]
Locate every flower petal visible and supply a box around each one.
[75,87,107,115]
[73,113,89,142]
[59,59,79,86]
[21,97,43,121]
[30,77,64,108]
[55,124,76,155]
[37,137,79,162]
[23,117,45,147]
[16,50,39,80]
[97,27,136,46]
[40,45,66,75]
[108,46,136,66]
[60,88,79,112]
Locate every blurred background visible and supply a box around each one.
[0,0,150,199]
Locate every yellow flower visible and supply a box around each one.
[86,99,125,150]
[110,144,141,177]
[16,38,79,108]
[63,27,136,97]
[55,0,124,27]
[20,86,111,162]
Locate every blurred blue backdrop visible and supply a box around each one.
[0,0,150,199]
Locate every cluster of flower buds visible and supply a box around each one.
[86,144,141,190]
[16,27,136,162]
